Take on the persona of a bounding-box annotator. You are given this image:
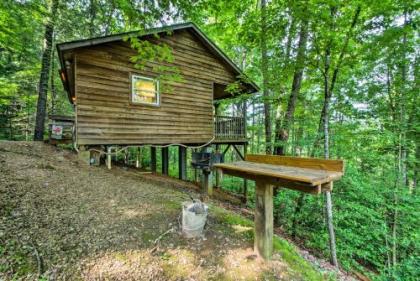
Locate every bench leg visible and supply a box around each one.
[254,180,273,260]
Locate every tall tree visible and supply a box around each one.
[318,4,362,267]
[34,0,59,141]
[273,6,309,155]
[89,0,97,37]
[260,0,272,154]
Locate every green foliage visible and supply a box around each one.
[125,34,184,93]
[1,0,418,279]
[0,239,37,279]
[195,0,419,279]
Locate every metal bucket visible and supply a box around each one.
[181,201,208,238]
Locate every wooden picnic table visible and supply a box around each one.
[213,154,344,260]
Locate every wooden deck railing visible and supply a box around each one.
[214,115,246,141]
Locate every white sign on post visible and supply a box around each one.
[51,125,63,139]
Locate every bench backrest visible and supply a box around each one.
[245,154,344,173]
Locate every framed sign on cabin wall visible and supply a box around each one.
[130,74,160,106]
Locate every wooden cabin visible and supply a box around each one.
[56,22,258,149]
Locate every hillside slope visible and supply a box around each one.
[1,141,328,280]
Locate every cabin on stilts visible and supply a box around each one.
[55,22,257,182]
[55,22,345,261]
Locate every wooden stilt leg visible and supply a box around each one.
[194,149,199,183]
[254,180,273,260]
[194,168,198,183]
[124,149,128,165]
[215,144,222,188]
[151,147,156,173]
[106,146,112,170]
[162,147,169,175]
[202,170,213,196]
[136,147,141,168]
[178,146,187,180]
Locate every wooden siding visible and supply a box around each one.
[74,29,238,145]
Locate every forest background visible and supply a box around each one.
[0,0,418,280]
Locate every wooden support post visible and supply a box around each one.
[162,147,169,175]
[243,182,248,203]
[216,169,223,189]
[151,147,156,173]
[194,168,199,183]
[136,147,141,168]
[178,146,187,180]
[243,143,248,203]
[112,146,117,162]
[193,148,199,183]
[215,144,222,188]
[222,144,231,157]
[124,148,128,165]
[254,179,273,260]
[215,168,223,191]
[202,169,213,196]
[106,146,112,170]
[233,144,245,160]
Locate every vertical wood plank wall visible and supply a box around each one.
[73,30,237,145]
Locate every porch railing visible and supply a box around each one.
[214,115,246,141]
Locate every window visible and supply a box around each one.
[131,75,159,106]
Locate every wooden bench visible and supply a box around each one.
[213,154,344,260]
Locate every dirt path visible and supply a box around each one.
[1,141,327,280]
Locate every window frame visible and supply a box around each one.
[130,74,160,107]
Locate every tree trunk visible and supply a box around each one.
[414,142,419,194]
[322,5,361,267]
[322,69,339,267]
[391,188,398,267]
[321,63,338,267]
[33,0,58,141]
[257,106,261,152]
[400,10,408,189]
[89,0,97,37]
[251,101,256,153]
[50,47,57,115]
[312,5,361,156]
[274,18,309,155]
[260,0,272,154]
[291,194,305,238]
[325,191,338,266]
